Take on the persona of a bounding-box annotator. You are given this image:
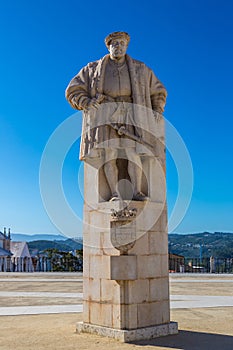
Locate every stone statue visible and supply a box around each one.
[65,31,167,201]
[66,33,177,340]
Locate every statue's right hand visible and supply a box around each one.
[87,98,101,110]
[71,96,80,109]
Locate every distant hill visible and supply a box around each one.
[11,233,69,242]
[169,232,233,258]
[13,231,233,258]
[28,238,83,255]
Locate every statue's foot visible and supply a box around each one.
[133,192,149,201]
[109,192,120,202]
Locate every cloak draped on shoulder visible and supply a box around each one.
[65,54,167,160]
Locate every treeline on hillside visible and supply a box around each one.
[169,232,233,258]
[28,232,233,259]
[28,238,83,255]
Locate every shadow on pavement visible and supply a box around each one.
[132,330,233,349]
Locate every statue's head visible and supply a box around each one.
[105,31,130,60]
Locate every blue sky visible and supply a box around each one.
[0,0,233,236]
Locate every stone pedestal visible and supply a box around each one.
[77,156,178,342]
[77,322,178,342]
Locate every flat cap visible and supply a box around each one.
[105,31,130,48]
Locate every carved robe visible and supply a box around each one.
[65,54,167,160]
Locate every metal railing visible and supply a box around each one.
[169,257,233,273]
[32,256,83,272]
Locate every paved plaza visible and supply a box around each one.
[0,273,232,349]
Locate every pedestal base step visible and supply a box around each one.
[77,321,178,343]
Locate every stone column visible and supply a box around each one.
[19,257,22,272]
[77,151,178,342]
[17,257,21,272]
[4,257,7,272]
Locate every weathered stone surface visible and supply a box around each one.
[66,31,167,201]
[149,277,169,301]
[88,302,113,328]
[126,279,150,304]
[148,231,168,255]
[124,304,138,330]
[100,232,120,256]
[100,279,121,304]
[66,31,177,340]
[161,254,170,277]
[137,301,170,327]
[82,301,90,323]
[76,322,178,342]
[137,255,161,279]
[128,232,149,255]
[83,277,101,302]
[110,255,137,280]
[89,255,111,279]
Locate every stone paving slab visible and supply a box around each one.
[170,273,233,278]
[0,272,83,277]
[0,274,232,350]
[0,274,233,317]
[0,304,83,316]
[171,294,233,309]
[0,278,83,282]
[3,277,232,283]
[0,294,233,316]
[0,291,83,298]
[170,279,233,283]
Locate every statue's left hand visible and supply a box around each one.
[153,111,163,122]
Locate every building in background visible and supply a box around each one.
[0,228,33,272]
[169,253,185,273]
[0,228,12,271]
